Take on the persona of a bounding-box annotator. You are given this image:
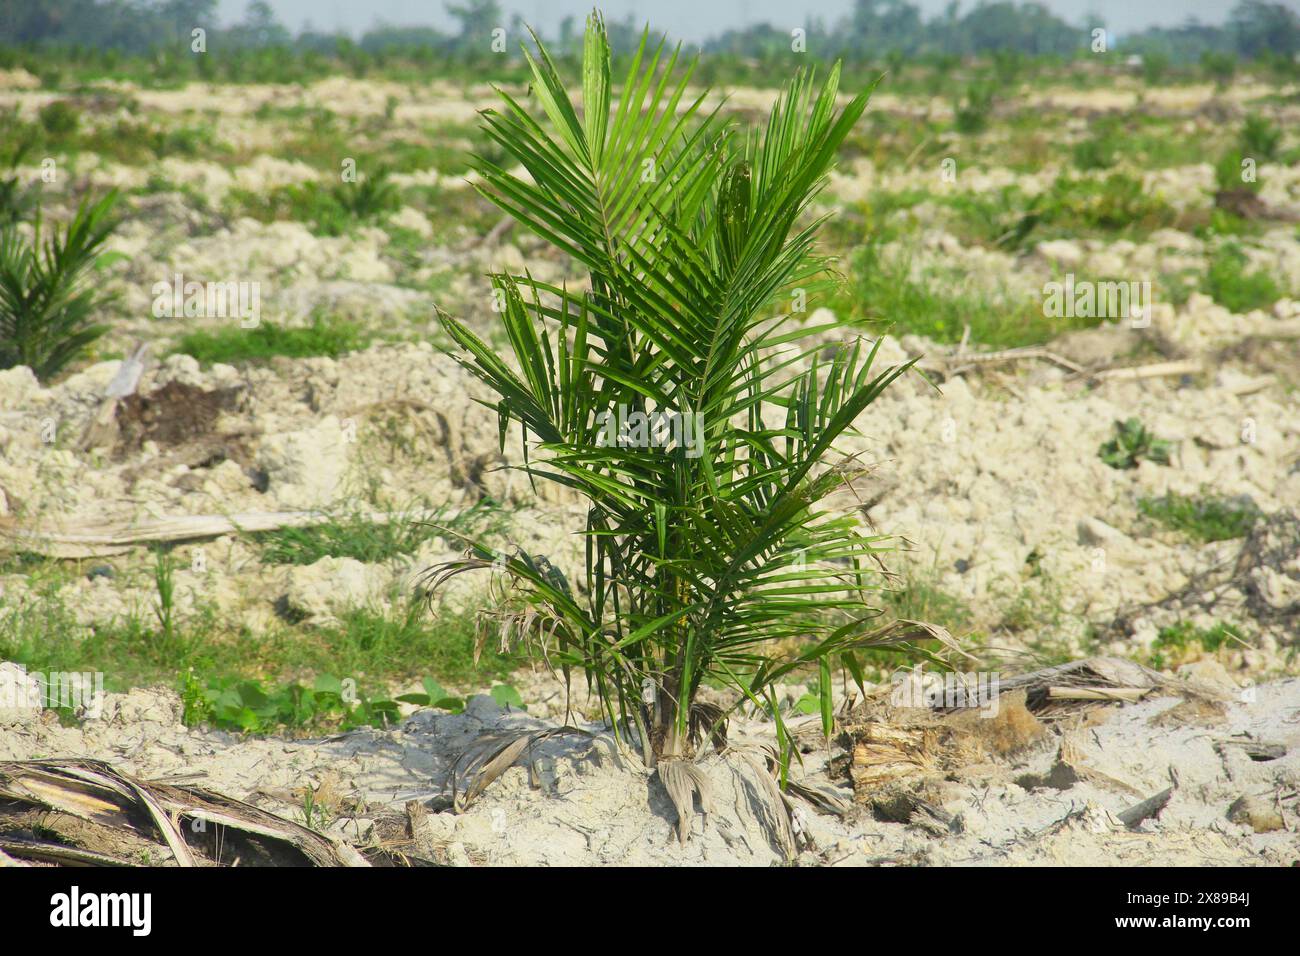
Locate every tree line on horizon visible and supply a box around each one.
[0,0,1296,66]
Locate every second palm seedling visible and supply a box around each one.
[0,190,121,381]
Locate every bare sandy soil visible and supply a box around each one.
[3,661,1297,866]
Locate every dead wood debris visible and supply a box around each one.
[0,506,447,558]
[0,759,370,867]
[1118,787,1174,829]
[842,656,1229,829]
[1110,510,1300,641]
[928,342,1202,385]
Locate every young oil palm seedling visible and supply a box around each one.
[331,165,399,221]
[430,14,944,838]
[0,190,121,381]
[0,136,39,227]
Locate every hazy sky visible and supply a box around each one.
[214,1,1260,42]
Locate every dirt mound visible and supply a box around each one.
[114,379,245,454]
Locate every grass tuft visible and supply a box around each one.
[1203,244,1284,314]
[839,238,1086,348]
[1137,491,1262,542]
[254,502,509,566]
[170,315,368,365]
[1147,620,1243,669]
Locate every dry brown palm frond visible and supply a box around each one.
[0,759,367,867]
[745,740,854,819]
[732,753,797,859]
[417,552,497,598]
[0,759,195,866]
[778,773,854,818]
[872,618,972,661]
[993,655,1229,719]
[422,550,575,671]
[449,727,593,812]
[657,759,715,847]
[689,701,728,753]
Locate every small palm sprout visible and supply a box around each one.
[430,13,946,839]
[0,190,121,381]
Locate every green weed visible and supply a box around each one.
[180,670,475,735]
[953,81,994,134]
[1099,418,1172,470]
[840,238,1091,347]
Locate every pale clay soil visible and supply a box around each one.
[0,73,1298,864]
[2,665,1297,865]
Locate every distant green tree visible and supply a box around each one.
[446,0,502,42]
[0,0,1291,67]
[1201,49,1238,89]
[1141,49,1171,84]
[1229,1,1300,58]
[849,0,923,55]
[225,0,290,48]
[359,27,451,54]
[1128,19,1235,64]
[558,15,577,52]
[959,2,1078,55]
[158,0,217,46]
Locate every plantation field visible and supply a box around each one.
[1,46,1299,866]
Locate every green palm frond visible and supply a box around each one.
[433,13,937,767]
[0,190,121,381]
